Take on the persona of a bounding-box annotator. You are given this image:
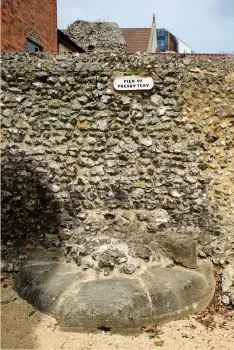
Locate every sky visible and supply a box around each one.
[57,0,234,54]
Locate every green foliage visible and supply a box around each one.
[95,16,110,26]
[67,22,73,31]
[67,18,81,31]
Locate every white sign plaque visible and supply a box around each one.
[114,76,154,91]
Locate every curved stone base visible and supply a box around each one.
[14,260,215,334]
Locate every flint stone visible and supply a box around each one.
[151,94,163,106]
[170,190,182,198]
[15,120,30,129]
[2,109,14,117]
[86,137,96,145]
[25,147,45,155]
[101,95,111,104]
[35,71,49,81]
[49,100,61,109]
[121,96,131,105]
[78,157,95,168]
[153,209,170,225]
[51,184,61,193]
[32,82,43,89]
[91,165,105,176]
[137,212,148,221]
[157,106,167,116]
[121,211,136,221]
[139,137,153,147]
[66,157,76,164]
[185,176,197,184]
[98,249,127,268]
[122,143,137,153]
[78,95,89,104]
[57,147,67,155]
[132,103,142,111]
[129,246,151,261]
[72,101,82,110]
[15,96,25,103]
[222,261,234,293]
[222,295,230,305]
[131,188,144,199]
[97,83,105,90]
[111,123,122,131]
[1,261,14,272]
[122,264,137,274]
[76,212,87,220]
[190,67,200,73]
[92,119,109,131]
[82,257,94,270]
[56,55,67,61]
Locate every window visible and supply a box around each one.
[26,39,42,53]
[157,35,167,52]
[158,39,165,46]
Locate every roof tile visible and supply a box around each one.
[121,28,151,53]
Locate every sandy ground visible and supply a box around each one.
[1,274,234,350]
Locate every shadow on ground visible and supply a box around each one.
[1,274,44,349]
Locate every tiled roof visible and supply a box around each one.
[58,29,85,52]
[121,28,151,53]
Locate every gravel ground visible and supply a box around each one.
[1,274,234,350]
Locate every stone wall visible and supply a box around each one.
[66,21,127,52]
[1,0,57,53]
[1,52,234,301]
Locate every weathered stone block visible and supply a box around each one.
[164,235,197,269]
[14,261,215,334]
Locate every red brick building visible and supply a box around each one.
[1,0,57,53]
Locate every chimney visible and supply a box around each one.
[147,13,158,53]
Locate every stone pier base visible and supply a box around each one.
[14,260,215,334]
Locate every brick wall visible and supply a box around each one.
[1,0,57,53]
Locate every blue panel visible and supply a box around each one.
[26,40,41,53]
[157,33,167,52]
